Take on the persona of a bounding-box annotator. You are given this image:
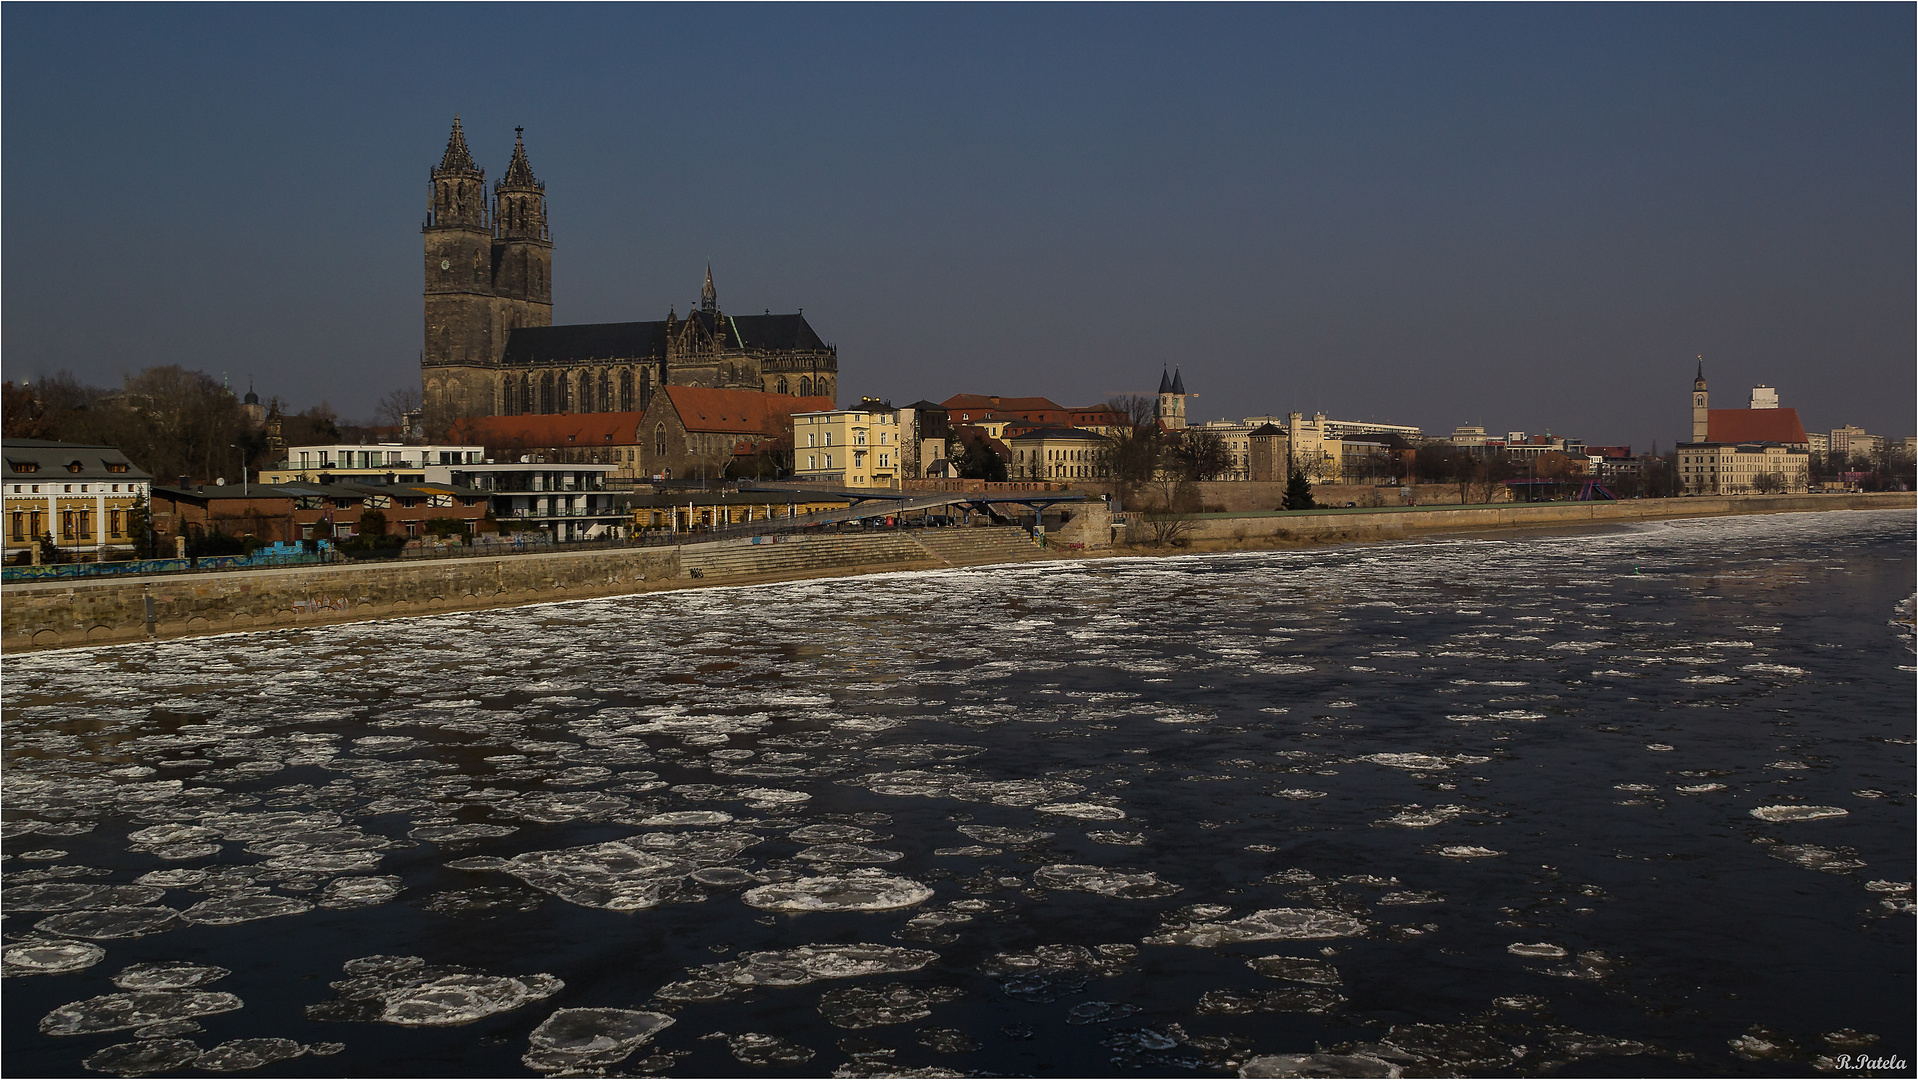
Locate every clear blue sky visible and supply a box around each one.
[4,5,1912,448]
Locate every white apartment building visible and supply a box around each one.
[262,444,486,486]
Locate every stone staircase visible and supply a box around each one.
[908,526,1054,567]
[678,532,940,582]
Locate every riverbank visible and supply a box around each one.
[3,493,1907,652]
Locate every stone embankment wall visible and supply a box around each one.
[1120,491,1914,550]
[2,526,1084,653]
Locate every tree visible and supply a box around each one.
[358,509,388,536]
[1282,469,1317,511]
[1143,478,1203,547]
[948,433,1007,482]
[1752,470,1786,494]
[2,381,52,438]
[1103,395,1165,506]
[126,492,155,559]
[374,387,424,432]
[1165,428,1230,482]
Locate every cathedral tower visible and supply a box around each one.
[491,127,553,337]
[1691,357,1709,443]
[423,117,496,427]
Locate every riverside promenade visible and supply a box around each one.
[3,493,1907,652]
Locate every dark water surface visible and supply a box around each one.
[4,509,1913,1078]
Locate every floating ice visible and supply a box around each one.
[3,939,106,977]
[80,1039,204,1076]
[133,870,206,888]
[657,943,939,1004]
[36,906,182,940]
[460,839,702,911]
[957,825,1051,846]
[1432,846,1504,859]
[409,823,519,843]
[1238,1052,1402,1078]
[1750,806,1848,822]
[868,744,987,762]
[728,1032,816,1066]
[180,894,313,926]
[1199,987,1344,1014]
[523,1008,674,1073]
[1675,783,1726,794]
[791,824,890,844]
[306,956,560,1027]
[1033,864,1181,899]
[112,963,230,990]
[321,875,403,908]
[194,1038,307,1072]
[640,811,734,826]
[1507,943,1568,959]
[1036,802,1127,820]
[1761,843,1865,874]
[817,982,963,1029]
[1271,789,1328,800]
[1378,805,1468,828]
[1246,956,1342,985]
[41,990,244,1035]
[1087,831,1148,846]
[1359,753,1488,771]
[797,844,905,865]
[1066,1000,1140,1024]
[742,871,933,913]
[1146,908,1366,947]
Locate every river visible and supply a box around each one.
[3,508,1912,1077]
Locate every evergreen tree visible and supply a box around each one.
[1282,469,1317,511]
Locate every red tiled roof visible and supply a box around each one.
[1707,408,1807,445]
[449,412,643,447]
[661,386,834,435]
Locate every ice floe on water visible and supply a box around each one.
[818,983,964,1029]
[1033,864,1181,899]
[1146,907,1367,946]
[727,1032,816,1066]
[35,906,182,940]
[656,944,939,1003]
[1750,805,1848,823]
[3,939,107,977]
[41,990,244,1035]
[742,871,934,912]
[111,962,230,990]
[523,1008,674,1073]
[306,955,561,1026]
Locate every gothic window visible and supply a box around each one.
[799,376,813,397]
[540,372,554,414]
[598,370,612,413]
[639,367,652,407]
[655,423,667,457]
[776,377,789,395]
[619,369,634,412]
[556,373,571,413]
[521,375,532,415]
[578,374,593,413]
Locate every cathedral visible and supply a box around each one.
[420,118,838,431]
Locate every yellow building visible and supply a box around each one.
[5,439,153,562]
[627,491,853,531]
[1008,427,1111,481]
[1677,443,1809,494]
[792,407,903,488]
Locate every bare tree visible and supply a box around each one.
[375,386,424,431]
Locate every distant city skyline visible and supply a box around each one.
[3,6,1911,448]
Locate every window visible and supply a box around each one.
[11,461,38,473]
[106,463,127,473]
[807,434,816,447]
[61,511,75,540]
[823,432,833,447]
[808,455,816,470]
[824,453,833,469]
[78,510,91,539]
[655,423,667,457]
[9,512,21,541]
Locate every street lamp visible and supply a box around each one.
[229,445,248,495]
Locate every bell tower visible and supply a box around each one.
[491,127,553,339]
[423,116,495,429]
[1691,357,1710,442]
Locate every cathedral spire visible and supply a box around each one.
[436,115,481,177]
[498,126,542,191]
[701,264,718,315]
